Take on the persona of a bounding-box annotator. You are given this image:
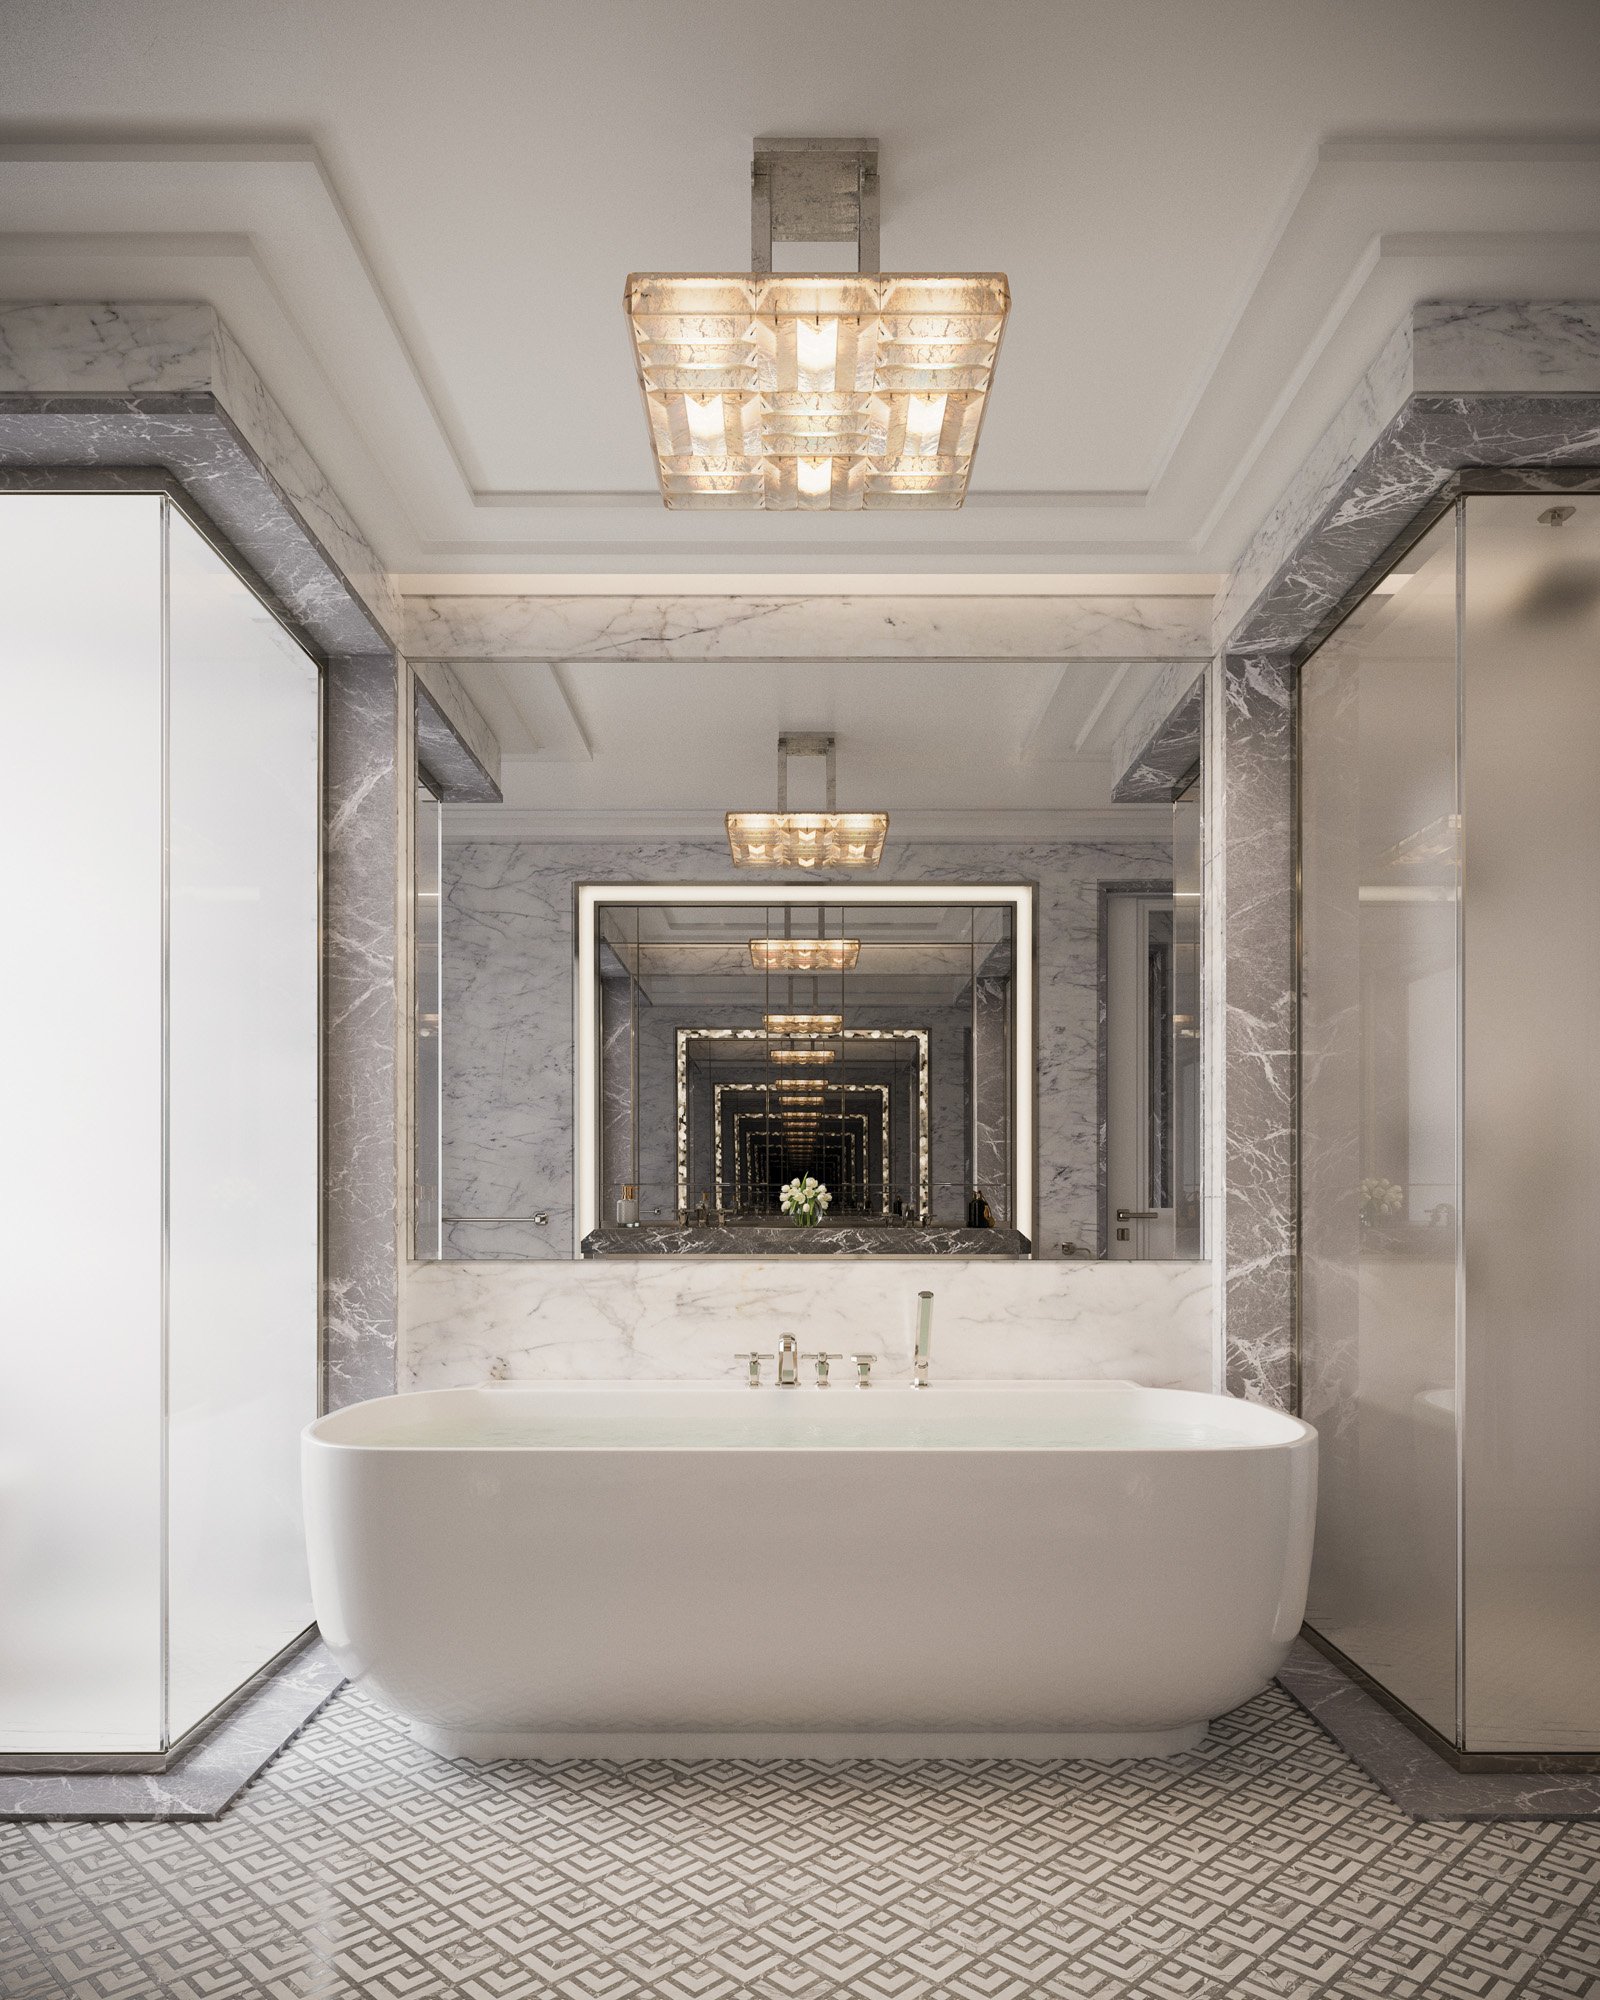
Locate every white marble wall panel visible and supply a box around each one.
[0,300,401,648]
[438,835,1172,1263]
[404,594,1211,663]
[403,1254,1212,1394]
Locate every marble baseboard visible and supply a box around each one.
[0,1639,345,1823]
[1277,1637,1600,1821]
[581,1223,1032,1257]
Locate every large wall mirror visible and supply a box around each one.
[578,884,1032,1254]
[412,652,1204,1262]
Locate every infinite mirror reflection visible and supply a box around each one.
[588,894,1024,1251]
[414,651,1206,1263]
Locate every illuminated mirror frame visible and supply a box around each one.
[575,881,1036,1251]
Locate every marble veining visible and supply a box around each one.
[1211,300,1600,1414]
[1278,1638,1600,1821]
[1110,665,1205,803]
[403,592,1212,663]
[1217,299,1600,653]
[2,313,407,1413]
[1219,656,1296,1407]
[402,1254,1212,1392]
[0,1640,343,1823]
[436,836,1172,1265]
[580,1223,1031,1257]
[415,673,502,804]
[412,657,502,800]
[0,299,401,647]
[324,654,403,1407]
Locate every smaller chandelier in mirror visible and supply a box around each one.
[727,733,887,871]
[749,937,861,972]
[727,812,888,872]
[764,1012,842,1035]
[769,1047,835,1065]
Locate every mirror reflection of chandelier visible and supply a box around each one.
[727,733,888,870]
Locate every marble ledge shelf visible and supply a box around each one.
[582,1223,1034,1257]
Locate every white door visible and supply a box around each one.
[1106,892,1177,1259]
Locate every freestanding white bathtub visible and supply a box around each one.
[303,1380,1316,1761]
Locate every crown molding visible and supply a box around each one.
[3,140,1598,573]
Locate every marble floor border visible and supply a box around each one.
[0,1638,346,1823]
[1276,1634,1600,1821]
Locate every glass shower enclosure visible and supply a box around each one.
[0,492,321,1760]
[1299,489,1600,1757]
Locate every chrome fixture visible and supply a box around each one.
[850,1353,878,1386]
[804,1350,842,1386]
[912,1290,934,1388]
[734,1351,765,1388]
[777,1333,801,1387]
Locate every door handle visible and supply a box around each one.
[1116,1208,1160,1221]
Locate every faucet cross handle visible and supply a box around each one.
[732,1351,766,1388]
[848,1352,879,1387]
[803,1351,842,1387]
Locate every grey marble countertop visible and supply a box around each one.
[582,1222,1033,1257]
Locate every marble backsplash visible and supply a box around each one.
[437,833,1173,1262]
[403,1254,1213,1393]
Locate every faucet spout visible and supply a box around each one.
[777,1332,800,1387]
[912,1290,933,1388]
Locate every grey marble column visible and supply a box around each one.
[1211,299,1600,1410]
[1219,656,1296,1404]
[324,654,401,1406]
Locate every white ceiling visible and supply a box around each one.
[450,656,1182,824]
[3,1,1599,578]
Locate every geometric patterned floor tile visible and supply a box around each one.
[1,1683,1597,2000]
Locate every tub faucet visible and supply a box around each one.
[912,1290,934,1388]
[777,1333,800,1387]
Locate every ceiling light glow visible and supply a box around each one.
[749,938,861,971]
[726,811,888,871]
[626,273,1009,511]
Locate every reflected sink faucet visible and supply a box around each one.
[912,1290,933,1388]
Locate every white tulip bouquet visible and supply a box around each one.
[779,1175,831,1226]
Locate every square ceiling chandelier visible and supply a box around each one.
[626,139,1009,511]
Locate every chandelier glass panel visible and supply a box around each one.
[625,271,1010,511]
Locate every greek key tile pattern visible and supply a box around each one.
[2,1682,1597,1999]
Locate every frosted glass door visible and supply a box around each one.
[1461,493,1600,1751]
[1299,509,1461,1741]
[165,511,320,1741]
[0,495,167,1752]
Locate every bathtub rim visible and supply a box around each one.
[305,1380,1316,1455]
